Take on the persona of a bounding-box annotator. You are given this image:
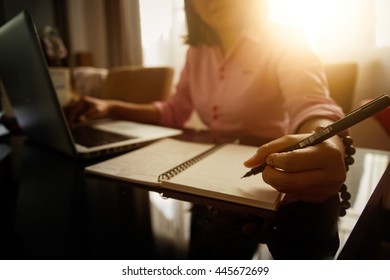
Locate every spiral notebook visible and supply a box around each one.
[85,138,284,211]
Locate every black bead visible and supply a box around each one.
[344,156,355,166]
[345,146,356,156]
[341,200,351,209]
[339,184,347,192]
[341,191,351,200]
[343,136,354,146]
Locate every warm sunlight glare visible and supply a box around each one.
[268,0,371,52]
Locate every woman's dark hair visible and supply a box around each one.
[183,0,219,46]
[183,0,269,47]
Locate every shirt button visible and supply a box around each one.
[212,106,218,120]
[219,66,225,80]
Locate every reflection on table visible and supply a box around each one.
[337,148,390,259]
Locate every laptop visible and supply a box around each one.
[0,11,181,159]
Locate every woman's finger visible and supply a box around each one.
[65,97,86,123]
[244,134,311,168]
[266,140,343,172]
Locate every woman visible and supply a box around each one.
[66,0,347,204]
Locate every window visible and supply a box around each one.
[139,0,186,83]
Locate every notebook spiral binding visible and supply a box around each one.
[157,144,224,182]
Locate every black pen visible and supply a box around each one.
[241,93,390,179]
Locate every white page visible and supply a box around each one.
[162,144,282,210]
[86,138,214,186]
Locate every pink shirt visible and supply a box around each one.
[154,26,344,139]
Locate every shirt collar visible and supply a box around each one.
[216,27,264,64]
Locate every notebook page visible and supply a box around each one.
[162,143,282,210]
[85,138,214,186]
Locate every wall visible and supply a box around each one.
[67,0,108,67]
[0,0,55,28]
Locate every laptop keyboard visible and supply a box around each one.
[71,126,134,147]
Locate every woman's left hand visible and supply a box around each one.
[244,134,346,203]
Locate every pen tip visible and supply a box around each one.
[241,172,251,179]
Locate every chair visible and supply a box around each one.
[324,63,358,113]
[324,63,390,151]
[101,66,174,103]
[324,62,358,114]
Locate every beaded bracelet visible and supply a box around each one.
[339,135,355,217]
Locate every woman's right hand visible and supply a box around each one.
[64,95,112,123]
